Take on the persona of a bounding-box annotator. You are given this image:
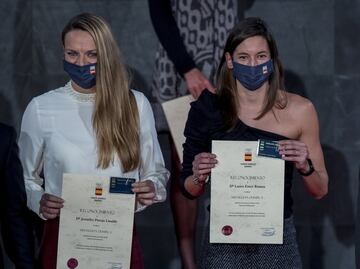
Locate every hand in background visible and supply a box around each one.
[184,68,216,99]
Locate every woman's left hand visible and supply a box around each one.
[278,140,310,171]
[132,180,156,206]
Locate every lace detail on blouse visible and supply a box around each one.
[63,81,95,103]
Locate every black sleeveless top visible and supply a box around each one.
[180,90,294,218]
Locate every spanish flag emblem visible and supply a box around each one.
[244,152,252,162]
[262,65,268,74]
[90,65,96,75]
[95,185,103,196]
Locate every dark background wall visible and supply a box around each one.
[0,0,359,268]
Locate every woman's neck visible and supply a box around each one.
[237,80,268,108]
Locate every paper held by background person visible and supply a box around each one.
[57,174,136,269]
[210,140,285,244]
[162,95,194,162]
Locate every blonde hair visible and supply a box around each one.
[62,13,140,172]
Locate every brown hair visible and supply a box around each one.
[216,17,286,129]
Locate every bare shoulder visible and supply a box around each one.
[284,92,317,119]
[281,92,319,138]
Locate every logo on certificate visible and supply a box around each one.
[240,148,256,167]
[67,258,78,268]
[91,182,106,202]
[221,225,233,236]
[95,183,103,196]
[244,151,252,162]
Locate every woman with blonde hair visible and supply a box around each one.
[19,13,169,269]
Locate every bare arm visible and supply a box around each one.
[278,100,328,199]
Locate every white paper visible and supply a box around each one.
[210,140,285,244]
[57,174,135,269]
[162,95,194,162]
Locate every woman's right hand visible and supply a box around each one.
[192,152,217,184]
[39,193,64,219]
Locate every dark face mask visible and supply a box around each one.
[63,60,96,89]
[232,59,274,91]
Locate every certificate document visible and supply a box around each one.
[210,141,285,244]
[57,174,136,269]
[162,95,194,162]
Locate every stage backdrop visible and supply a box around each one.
[0,0,359,268]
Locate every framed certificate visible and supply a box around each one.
[210,140,285,244]
[57,174,136,269]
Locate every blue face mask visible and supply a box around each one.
[63,60,96,89]
[232,59,274,91]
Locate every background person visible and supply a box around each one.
[0,123,35,269]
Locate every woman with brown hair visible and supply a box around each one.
[19,13,169,269]
[180,17,328,268]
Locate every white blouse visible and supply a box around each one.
[19,82,169,217]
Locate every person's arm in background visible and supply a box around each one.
[1,125,35,269]
[148,0,215,98]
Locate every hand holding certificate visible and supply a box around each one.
[57,174,136,269]
[210,140,285,244]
